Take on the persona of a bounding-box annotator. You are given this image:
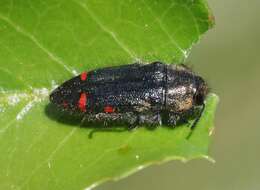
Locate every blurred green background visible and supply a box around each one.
[96,0,260,189]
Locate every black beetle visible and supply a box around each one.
[50,62,208,128]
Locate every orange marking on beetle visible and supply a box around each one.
[78,93,87,112]
[104,106,115,113]
[80,72,88,81]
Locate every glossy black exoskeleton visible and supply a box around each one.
[50,62,208,128]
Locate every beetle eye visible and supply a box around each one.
[194,92,204,105]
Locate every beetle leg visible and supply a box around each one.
[84,113,117,123]
[186,103,206,139]
[127,121,139,130]
[122,112,138,127]
[167,113,189,126]
[167,113,180,126]
[138,112,162,126]
[85,112,138,126]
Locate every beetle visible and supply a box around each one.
[49,62,208,128]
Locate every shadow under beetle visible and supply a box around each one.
[49,62,208,129]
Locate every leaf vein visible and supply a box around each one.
[20,128,77,189]
[72,0,137,60]
[0,67,32,89]
[141,0,188,59]
[0,14,75,75]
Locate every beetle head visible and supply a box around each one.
[193,76,208,106]
[165,65,208,112]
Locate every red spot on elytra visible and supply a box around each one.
[63,101,68,108]
[80,72,88,81]
[104,106,114,113]
[78,93,87,112]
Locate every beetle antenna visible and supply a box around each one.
[186,103,205,139]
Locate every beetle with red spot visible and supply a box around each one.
[50,62,208,128]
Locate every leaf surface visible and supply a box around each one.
[0,0,217,189]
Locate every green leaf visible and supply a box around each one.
[0,0,217,189]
